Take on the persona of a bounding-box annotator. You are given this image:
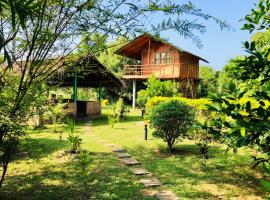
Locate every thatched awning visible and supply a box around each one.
[48,55,123,89]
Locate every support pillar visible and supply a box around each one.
[73,71,77,118]
[98,81,102,102]
[132,79,136,109]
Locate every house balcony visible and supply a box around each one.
[123,64,180,79]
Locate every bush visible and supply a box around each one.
[107,98,129,128]
[136,76,180,109]
[146,96,211,112]
[148,100,195,153]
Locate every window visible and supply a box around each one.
[155,53,161,64]
[155,52,173,64]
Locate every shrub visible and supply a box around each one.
[148,100,195,153]
[67,133,82,153]
[146,96,211,112]
[136,76,180,109]
[101,99,109,108]
[65,117,76,134]
[107,98,129,128]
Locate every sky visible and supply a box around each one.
[155,0,257,70]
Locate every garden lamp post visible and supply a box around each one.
[144,120,149,140]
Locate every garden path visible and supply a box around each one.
[85,122,179,200]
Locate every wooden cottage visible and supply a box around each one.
[115,34,208,108]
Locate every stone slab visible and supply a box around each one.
[112,147,125,152]
[116,152,132,158]
[155,191,179,200]
[122,158,140,165]
[130,167,150,175]
[139,178,161,187]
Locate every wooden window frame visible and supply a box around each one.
[155,51,173,65]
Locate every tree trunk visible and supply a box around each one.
[0,153,10,188]
[167,140,173,154]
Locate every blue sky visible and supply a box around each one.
[155,0,257,70]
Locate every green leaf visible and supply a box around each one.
[260,179,270,192]
[240,127,246,137]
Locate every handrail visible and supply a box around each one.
[123,64,181,78]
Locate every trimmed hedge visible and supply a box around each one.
[146,96,211,112]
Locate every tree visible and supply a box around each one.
[0,0,230,187]
[217,56,245,93]
[197,66,218,97]
[148,100,195,153]
[200,0,270,191]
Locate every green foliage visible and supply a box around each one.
[202,0,270,191]
[146,96,211,112]
[242,0,270,31]
[217,57,245,93]
[98,36,128,77]
[44,102,68,134]
[67,134,82,153]
[65,117,76,135]
[107,98,129,128]
[0,115,24,186]
[137,76,179,109]
[148,100,195,153]
[197,66,218,97]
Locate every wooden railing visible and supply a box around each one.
[123,64,180,78]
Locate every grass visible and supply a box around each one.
[0,109,268,199]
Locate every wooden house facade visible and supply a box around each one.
[115,34,208,108]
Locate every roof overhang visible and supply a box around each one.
[115,33,209,63]
[48,55,123,89]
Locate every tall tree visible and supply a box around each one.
[197,66,218,97]
[201,0,270,190]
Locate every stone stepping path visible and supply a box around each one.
[155,191,179,200]
[122,158,140,165]
[85,122,178,199]
[116,152,132,158]
[111,147,125,152]
[139,178,162,187]
[130,167,150,175]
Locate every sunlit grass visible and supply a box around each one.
[1,109,268,199]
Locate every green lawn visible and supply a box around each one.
[1,109,268,199]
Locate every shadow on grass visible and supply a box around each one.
[123,144,265,199]
[2,136,155,200]
[92,114,143,127]
[14,137,69,161]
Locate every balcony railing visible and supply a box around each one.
[123,64,180,79]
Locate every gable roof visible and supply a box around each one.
[115,33,209,63]
[48,55,123,89]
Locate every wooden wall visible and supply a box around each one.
[140,39,199,79]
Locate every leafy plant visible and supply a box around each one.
[108,115,119,128]
[148,100,195,153]
[65,117,76,134]
[201,0,270,192]
[137,76,180,109]
[67,134,82,153]
[107,98,129,128]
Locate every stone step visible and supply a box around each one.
[117,152,132,158]
[155,191,179,200]
[130,167,150,175]
[139,178,161,187]
[111,147,125,152]
[122,158,140,165]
